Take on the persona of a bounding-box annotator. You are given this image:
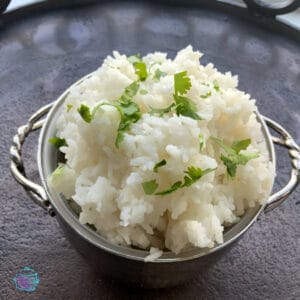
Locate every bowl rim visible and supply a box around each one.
[38,72,276,263]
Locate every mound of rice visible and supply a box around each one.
[48,46,274,260]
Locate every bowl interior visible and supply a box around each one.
[38,74,276,262]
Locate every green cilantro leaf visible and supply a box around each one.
[114,82,141,148]
[231,139,251,153]
[48,137,68,148]
[81,81,141,148]
[200,91,211,99]
[199,134,204,151]
[149,103,175,117]
[220,154,238,178]
[51,164,64,178]
[128,54,148,81]
[182,167,215,187]
[115,100,141,148]
[149,70,203,120]
[134,62,148,81]
[153,159,167,172]
[78,104,92,123]
[142,180,159,195]
[174,71,192,95]
[172,71,203,120]
[174,94,202,120]
[220,152,260,178]
[213,80,220,92]
[66,104,73,112]
[237,152,260,164]
[154,69,167,80]
[142,166,214,196]
[211,137,235,155]
[212,137,260,178]
[119,81,140,103]
[118,101,140,116]
[155,181,182,195]
[115,131,125,147]
[92,82,140,116]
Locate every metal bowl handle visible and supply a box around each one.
[263,116,300,212]
[243,0,300,16]
[10,102,56,217]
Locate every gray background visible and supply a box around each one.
[0,1,299,299]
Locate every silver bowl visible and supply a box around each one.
[10,74,300,288]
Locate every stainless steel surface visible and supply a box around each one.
[9,71,299,286]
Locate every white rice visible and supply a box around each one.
[48,46,275,261]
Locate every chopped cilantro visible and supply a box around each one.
[200,91,211,99]
[78,81,141,148]
[213,80,220,92]
[92,81,141,148]
[66,104,73,112]
[231,139,251,153]
[154,69,167,80]
[211,137,260,178]
[134,62,148,81]
[142,180,159,195]
[212,137,233,154]
[173,94,202,120]
[182,167,215,188]
[119,81,140,103]
[172,71,203,120]
[174,71,192,95]
[51,164,64,178]
[115,131,125,148]
[105,84,141,147]
[139,89,148,95]
[153,159,167,172]
[155,181,182,195]
[128,54,148,81]
[149,103,175,117]
[199,134,204,151]
[78,104,92,123]
[48,137,67,148]
[115,100,141,148]
[148,71,202,120]
[220,155,237,178]
[142,166,214,196]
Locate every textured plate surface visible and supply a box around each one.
[0,1,299,299]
